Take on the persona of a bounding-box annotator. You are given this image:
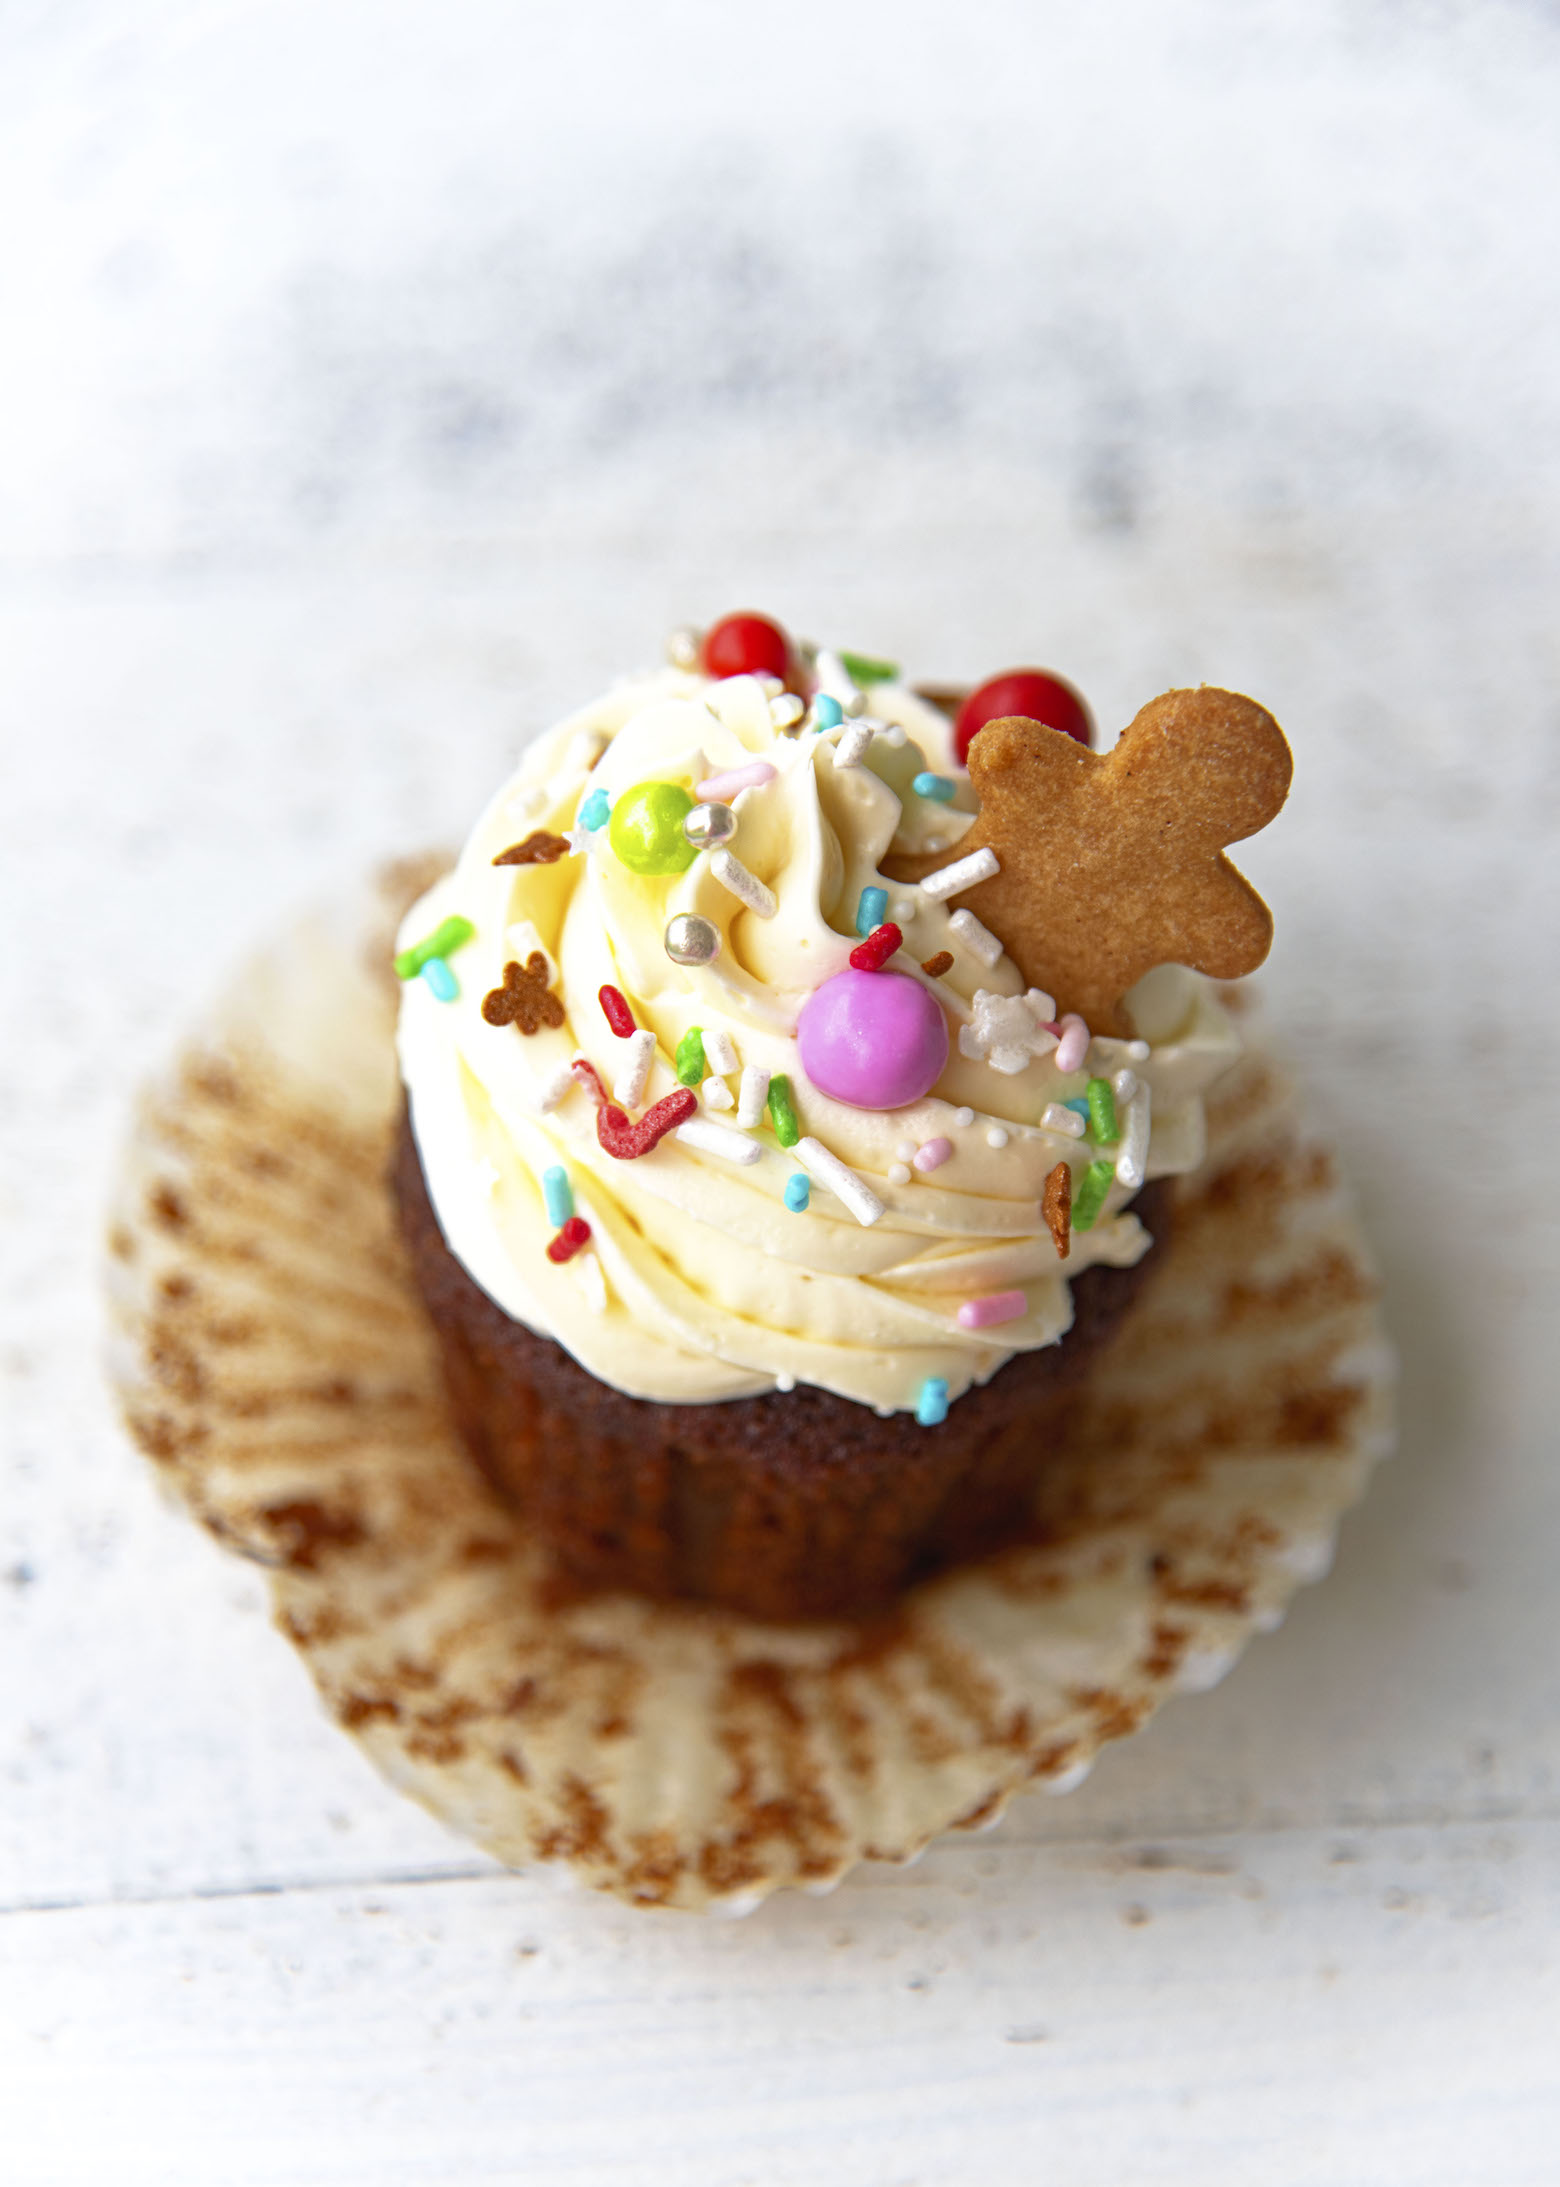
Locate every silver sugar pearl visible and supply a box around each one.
[664,912,722,967]
[683,800,738,850]
[665,623,702,670]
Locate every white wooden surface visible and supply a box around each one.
[4,9,1560,2182]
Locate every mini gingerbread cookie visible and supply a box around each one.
[481,954,565,1034]
[492,831,571,867]
[886,686,1292,1035]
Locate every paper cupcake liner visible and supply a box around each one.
[105,860,1395,1912]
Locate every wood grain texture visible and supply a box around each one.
[6,2,1560,2172]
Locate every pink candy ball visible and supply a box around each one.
[797,968,949,1111]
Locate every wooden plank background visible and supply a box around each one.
[3,7,1558,2180]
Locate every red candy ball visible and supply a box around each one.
[954,669,1093,767]
[702,611,793,684]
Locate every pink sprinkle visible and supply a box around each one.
[695,760,777,802]
[913,1136,954,1173]
[956,1289,1028,1331]
[1055,1013,1091,1074]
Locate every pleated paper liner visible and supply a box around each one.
[105,859,1395,1912]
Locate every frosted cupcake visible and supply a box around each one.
[393,612,1289,1619]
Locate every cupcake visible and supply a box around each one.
[391,612,1291,1621]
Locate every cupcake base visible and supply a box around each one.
[395,1110,1171,1620]
[106,863,1395,1911]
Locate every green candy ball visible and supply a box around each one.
[609,780,699,876]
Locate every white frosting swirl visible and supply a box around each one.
[396,662,1242,1413]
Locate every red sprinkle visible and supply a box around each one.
[954,669,1093,766]
[702,611,792,684]
[546,1216,592,1264]
[597,1086,697,1160]
[598,983,636,1038]
[849,921,903,973]
[571,1057,608,1108]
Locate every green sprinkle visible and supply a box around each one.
[675,1026,707,1087]
[767,1073,800,1148]
[1086,1077,1119,1144]
[1071,1159,1116,1232]
[393,915,475,981]
[839,648,900,686]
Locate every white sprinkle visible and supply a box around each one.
[833,723,875,769]
[533,1061,578,1115]
[880,722,907,748]
[676,1116,763,1166]
[701,1076,735,1111]
[795,1136,886,1227]
[776,1372,796,1393]
[703,1025,738,1074]
[986,1127,1009,1149]
[756,674,785,698]
[813,648,860,705]
[891,898,917,924]
[1115,1083,1153,1189]
[895,1139,917,1162]
[920,846,1000,900]
[954,1106,975,1127]
[888,1163,912,1185]
[1127,1039,1151,1062]
[1041,1103,1087,1139]
[577,1251,609,1314]
[564,730,605,772]
[736,1064,771,1129]
[948,908,1004,967]
[613,1029,656,1108]
[924,837,946,852]
[769,692,805,730]
[709,847,777,920]
[505,921,554,975]
[666,624,701,670]
[1111,1067,1139,1104]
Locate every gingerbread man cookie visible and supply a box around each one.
[887,686,1292,1035]
[481,954,565,1035]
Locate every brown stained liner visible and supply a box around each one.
[105,862,1394,1912]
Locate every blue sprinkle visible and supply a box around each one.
[541,1165,574,1228]
[784,1173,811,1212]
[419,957,459,1003]
[912,772,957,803]
[1062,1096,1092,1118]
[856,885,888,937]
[916,1376,950,1427]
[813,694,844,731]
[578,787,611,831]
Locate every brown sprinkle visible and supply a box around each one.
[920,951,954,978]
[493,831,571,867]
[1043,1162,1072,1261]
[481,954,565,1035]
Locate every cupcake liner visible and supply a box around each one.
[105,860,1395,1912]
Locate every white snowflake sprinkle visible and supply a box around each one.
[957,989,1061,1075]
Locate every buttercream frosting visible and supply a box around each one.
[396,657,1242,1413]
